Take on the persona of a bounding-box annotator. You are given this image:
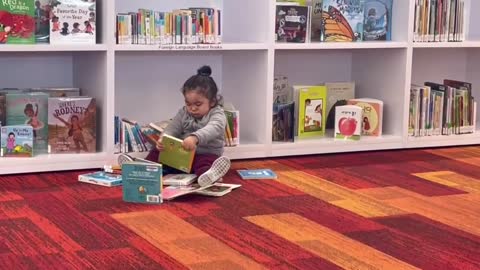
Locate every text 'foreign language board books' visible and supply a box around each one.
[158,134,195,173]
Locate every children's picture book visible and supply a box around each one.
[325,82,355,129]
[0,0,35,44]
[163,174,197,186]
[195,183,242,197]
[28,87,81,97]
[122,162,163,204]
[78,171,122,187]
[363,0,393,41]
[163,182,240,200]
[1,125,33,157]
[48,97,96,153]
[35,0,53,43]
[347,98,384,136]
[158,134,195,173]
[273,101,295,142]
[275,5,309,43]
[334,105,362,141]
[322,0,364,42]
[237,169,277,180]
[6,93,48,153]
[296,85,328,138]
[49,0,96,44]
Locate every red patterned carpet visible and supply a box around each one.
[1,146,480,269]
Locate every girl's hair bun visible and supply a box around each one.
[197,65,212,76]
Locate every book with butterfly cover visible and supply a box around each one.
[158,134,196,173]
[322,0,365,42]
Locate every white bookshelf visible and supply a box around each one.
[0,0,479,174]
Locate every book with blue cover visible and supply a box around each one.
[78,171,122,187]
[122,162,163,204]
[237,169,277,180]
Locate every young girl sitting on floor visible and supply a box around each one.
[145,65,231,187]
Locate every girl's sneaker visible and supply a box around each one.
[198,156,231,187]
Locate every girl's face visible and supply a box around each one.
[9,134,14,138]
[184,90,212,119]
[25,109,33,117]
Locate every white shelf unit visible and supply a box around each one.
[0,0,479,174]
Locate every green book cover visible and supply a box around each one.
[0,0,35,44]
[298,85,327,138]
[122,162,162,204]
[158,134,195,173]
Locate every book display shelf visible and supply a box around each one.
[0,0,479,174]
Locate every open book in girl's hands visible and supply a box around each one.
[158,134,196,173]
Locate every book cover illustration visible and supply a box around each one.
[35,0,53,43]
[298,85,327,138]
[272,101,294,142]
[49,0,96,44]
[334,105,362,140]
[325,81,355,129]
[122,162,162,204]
[237,169,278,179]
[0,0,35,44]
[347,98,383,136]
[310,0,323,41]
[195,183,241,197]
[48,97,96,153]
[158,134,195,173]
[275,5,309,43]
[322,0,365,42]
[363,0,392,41]
[1,125,33,157]
[6,93,48,153]
[78,171,122,187]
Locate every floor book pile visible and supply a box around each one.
[0,87,96,157]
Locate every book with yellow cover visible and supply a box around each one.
[158,134,195,173]
[296,85,327,138]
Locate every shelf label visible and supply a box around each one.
[158,44,223,50]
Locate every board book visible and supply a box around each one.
[158,134,195,173]
[122,162,162,204]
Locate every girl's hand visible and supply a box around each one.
[182,136,198,151]
[155,136,164,151]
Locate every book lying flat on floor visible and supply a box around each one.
[237,169,277,179]
[163,174,197,186]
[78,171,122,187]
[162,183,241,200]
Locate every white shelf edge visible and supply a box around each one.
[0,44,108,52]
[412,41,480,48]
[271,135,403,156]
[114,43,269,52]
[406,132,480,148]
[0,152,109,175]
[274,41,409,50]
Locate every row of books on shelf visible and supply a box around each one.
[273,76,384,142]
[116,7,221,45]
[413,0,465,42]
[114,106,239,155]
[0,0,96,45]
[408,79,476,137]
[275,0,393,43]
[0,87,96,157]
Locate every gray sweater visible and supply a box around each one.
[163,105,226,156]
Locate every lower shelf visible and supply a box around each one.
[271,134,403,157]
[406,131,480,148]
[0,152,109,175]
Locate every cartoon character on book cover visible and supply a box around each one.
[0,0,35,44]
[322,0,365,42]
[298,86,327,138]
[48,97,96,153]
[6,93,48,153]
[363,0,392,41]
[49,0,95,44]
[1,125,33,157]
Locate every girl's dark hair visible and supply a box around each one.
[182,65,223,107]
[8,132,14,137]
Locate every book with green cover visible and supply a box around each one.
[122,162,162,204]
[158,134,195,173]
[0,0,35,44]
[297,85,327,138]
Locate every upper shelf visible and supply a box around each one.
[412,41,480,48]
[0,44,108,52]
[274,41,409,50]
